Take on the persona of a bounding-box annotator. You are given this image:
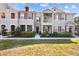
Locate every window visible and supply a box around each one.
[11,25,15,31]
[1,12,5,18]
[18,12,20,19]
[54,9,56,11]
[24,13,33,19]
[28,13,33,19]
[37,19,39,22]
[24,13,27,19]
[20,25,25,31]
[58,14,64,20]
[58,26,61,32]
[11,13,15,19]
[1,25,6,30]
[45,13,49,16]
[20,13,24,19]
[27,25,32,31]
[65,26,66,32]
[20,15,24,19]
[65,14,66,20]
[69,26,73,33]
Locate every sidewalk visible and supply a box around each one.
[0,34,79,40]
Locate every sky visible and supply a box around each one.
[1,3,79,14]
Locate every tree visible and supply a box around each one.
[74,17,79,35]
[13,27,22,37]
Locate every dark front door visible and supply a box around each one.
[69,27,72,33]
[36,27,39,33]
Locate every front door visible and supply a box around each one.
[36,27,39,33]
[69,26,72,33]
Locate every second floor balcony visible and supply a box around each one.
[43,13,52,23]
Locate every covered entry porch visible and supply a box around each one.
[43,25,52,33]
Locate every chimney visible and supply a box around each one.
[25,6,29,11]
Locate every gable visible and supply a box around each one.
[0,6,17,13]
[42,9,53,13]
[50,7,65,13]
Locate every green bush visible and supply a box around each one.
[7,31,15,35]
[41,32,50,37]
[2,29,7,36]
[7,32,11,36]
[21,31,35,37]
[41,32,72,37]
[13,27,22,37]
[60,32,72,37]
[50,32,72,37]
[50,32,58,37]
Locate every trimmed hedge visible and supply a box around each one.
[41,32,72,37]
[7,31,36,37]
[41,33,50,37]
[2,29,7,36]
[21,31,36,37]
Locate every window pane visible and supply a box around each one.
[11,25,15,31]
[11,13,15,19]
[1,25,6,30]
[1,13,5,18]
[27,25,32,31]
[20,25,25,31]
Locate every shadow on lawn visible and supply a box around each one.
[0,39,77,50]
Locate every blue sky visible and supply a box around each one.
[11,3,79,14]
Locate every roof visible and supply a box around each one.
[0,4,18,12]
[19,11,35,13]
[42,7,76,15]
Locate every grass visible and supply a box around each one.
[0,39,79,56]
[0,39,75,50]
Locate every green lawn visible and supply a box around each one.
[0,39,79,56]
[0,39,75,50]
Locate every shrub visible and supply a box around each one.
[7,31,15,35]
[41,32,72,37]
[41,33,47,37]
[11,27,22,37]
[61,32,72,37]
[50,32,58,37]
[2,29,7,36]
[7,32,11,37]
[0,31,1,35]
[41,33,50,37]
[21,31,35,37]
[50,32,72,37]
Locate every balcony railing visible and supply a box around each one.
[43,19,52,23]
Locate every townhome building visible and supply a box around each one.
[0,4,76,34]
[0,4,35,32]
[40,7,75,34]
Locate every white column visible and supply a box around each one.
[32,12,35,31]
[72,26,75,35]
[41,13,43,33]
[52,13,54,33]
[0,25,1,32]
[32,25,34,31]
[56,14,58,20]
[66,26,69,32]
[25,25,27,31]
[6,25,10,32]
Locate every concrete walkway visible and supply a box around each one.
[0,34,79,40]
[35,34,40,39]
